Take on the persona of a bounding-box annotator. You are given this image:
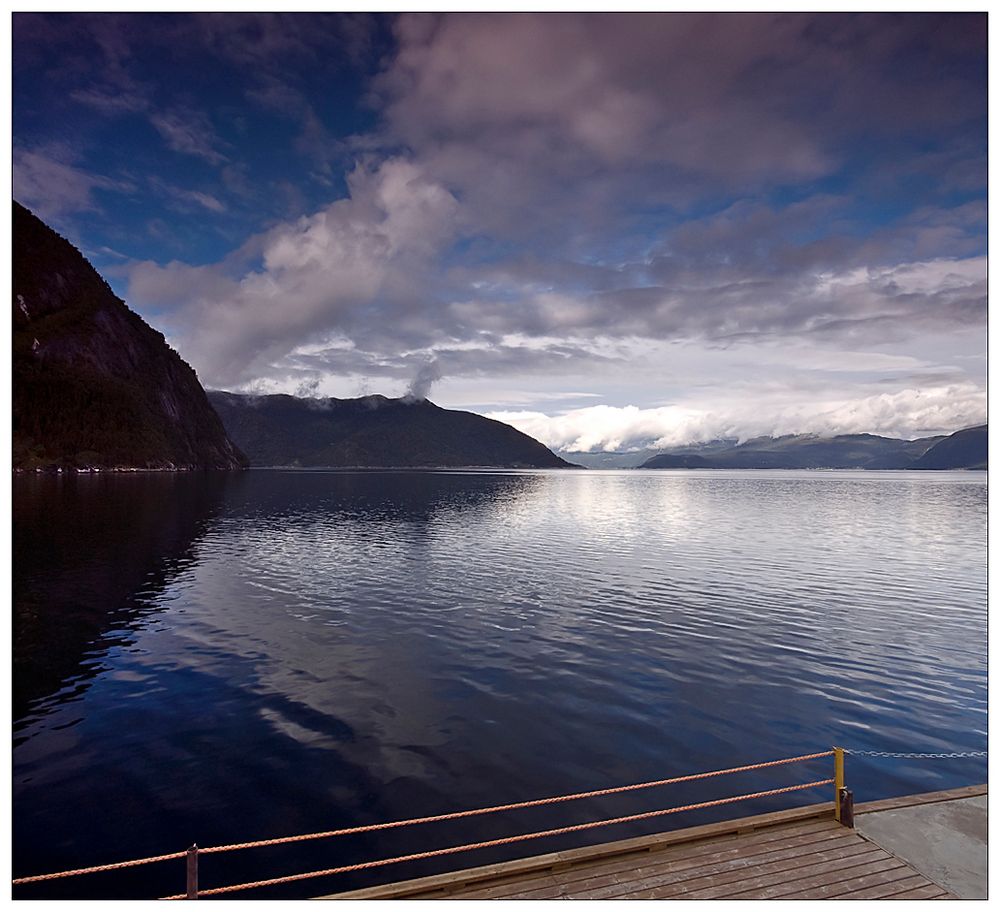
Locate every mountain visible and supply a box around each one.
[638,453,714,469]
[208,391,575,468]
[909,425,987,470]
[640,432,948,470]
[554,449,662,469]
[558,438,750,469]
[13,201,247,471]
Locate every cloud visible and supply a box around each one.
[263,337,623,404]
[69,86,148,114]
[150,109,229,164]
[372,13,984,245]
[404,359,442,401]
[378,14,831,178]
[126,167,985,399]
[192,11,376,71]
[148,177,227,214]
[120,37,985,401]
[176,190,226,213]
[444,251,985,349]
[20,12,982,440]
[244,79,350,175]
[127,157,460,387]
[489,384,987,453]
[13,146,135,222]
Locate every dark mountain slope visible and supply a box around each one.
[638,453,714,469]
[641,432,943,470]
[13,201,247,470]
[208,391,574,468]
[909,425,987,470]
[554,449,662,469]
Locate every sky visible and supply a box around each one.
[12,11,988,452]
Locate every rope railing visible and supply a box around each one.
[161,779,833,899]
[10,850,188,885]
[11,746,905,899]
[197,749,834,855]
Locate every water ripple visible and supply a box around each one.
[12,469,987,898]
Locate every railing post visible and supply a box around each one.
[839,788,855,827]
[833,747,845,823]
[186,844,199,899]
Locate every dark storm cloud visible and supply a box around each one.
[371,12,984,245]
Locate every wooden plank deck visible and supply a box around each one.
[320,793,971,900]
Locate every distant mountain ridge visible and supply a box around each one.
[13,201,247,471]
[639,427,986,470]
[908,425,987,470]
[208,391,574,468]
[554,449,662,469]
[557,439,740,469]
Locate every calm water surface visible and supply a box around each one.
[13,469,987,897]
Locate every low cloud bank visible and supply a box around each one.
[488,384,987,453]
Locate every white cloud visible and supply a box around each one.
[148,177,228,213]
[70,86,148,114]
[14,148,134,221]
[81,13,983,437]
[128,157,460,387]
[179,190,226,213]
[149,109,229,165]
[489,384,987,452]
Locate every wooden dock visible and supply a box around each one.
[321,786,986,900]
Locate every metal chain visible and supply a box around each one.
[845,749,987,759]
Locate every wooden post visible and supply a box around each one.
[839,788,855,828]
[833,747,845,823]
[186,844,199,899]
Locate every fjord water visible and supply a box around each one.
[13,469,986,898]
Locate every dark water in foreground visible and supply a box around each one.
[13,469,987,898]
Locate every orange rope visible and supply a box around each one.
[199,750,834,855]
[162,778,834,898]
[12,850,187,885]
[13,750,834,888]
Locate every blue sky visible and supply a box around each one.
[13,12,987,451]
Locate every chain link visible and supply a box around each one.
[845,749,987,759]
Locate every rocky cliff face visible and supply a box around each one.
[13,201,247,470]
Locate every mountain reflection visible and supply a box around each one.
[13,472,236,729]
[219,468,544,525]
[13,470,540,731]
